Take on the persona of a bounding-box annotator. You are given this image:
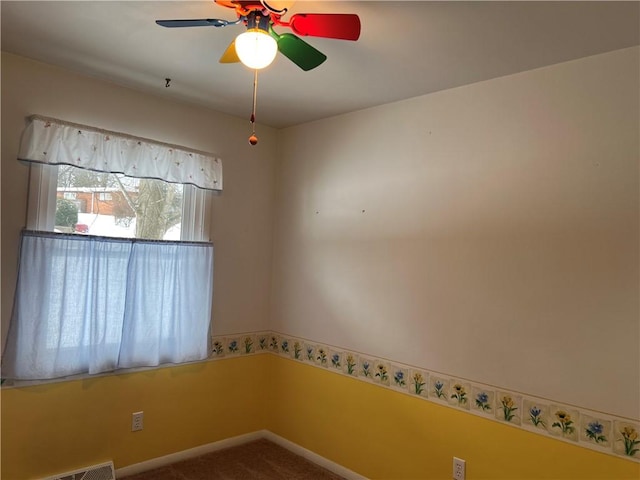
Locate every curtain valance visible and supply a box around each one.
[18,115,222,191]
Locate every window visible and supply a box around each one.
[57,168,180,238]
[21,115,222,241]
[31,164,211,241]
[3,116,222,381]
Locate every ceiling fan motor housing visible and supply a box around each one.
[245,10,271,33]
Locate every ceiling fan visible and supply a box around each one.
[156,0,361,71]
[156,1,361,145]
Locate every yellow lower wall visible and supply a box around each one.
[1,355,268,480]
[265,355,640,480]
[2,354,639,479]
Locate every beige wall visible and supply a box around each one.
[1,52,277,346]
[271,47,640,419]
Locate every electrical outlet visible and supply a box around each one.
[131,411,144,432]
[453,457,465,480]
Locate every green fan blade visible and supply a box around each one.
[272,31,327,71]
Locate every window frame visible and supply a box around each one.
[27,164,212,242]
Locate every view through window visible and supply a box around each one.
[55,165,184,240]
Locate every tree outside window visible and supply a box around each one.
[55,199,78,230]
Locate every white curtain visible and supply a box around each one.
[18,115,222,191]
[2,231,213,380]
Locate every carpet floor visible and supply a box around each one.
[120,438,347,480]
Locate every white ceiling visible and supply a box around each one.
[1,1,638,128]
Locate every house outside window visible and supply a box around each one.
[33,165,211,241]
[52,165,191,239]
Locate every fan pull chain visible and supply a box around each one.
[249,69,259,146]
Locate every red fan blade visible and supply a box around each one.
[289,13,361,41]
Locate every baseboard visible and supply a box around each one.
[114,429,367,479]
[114,431,264,478]
[263,431,368,480]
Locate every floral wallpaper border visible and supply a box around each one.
[211,331,640,464]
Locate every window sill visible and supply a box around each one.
[1,356,219,389]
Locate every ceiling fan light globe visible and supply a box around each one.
[235,30,278,69]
